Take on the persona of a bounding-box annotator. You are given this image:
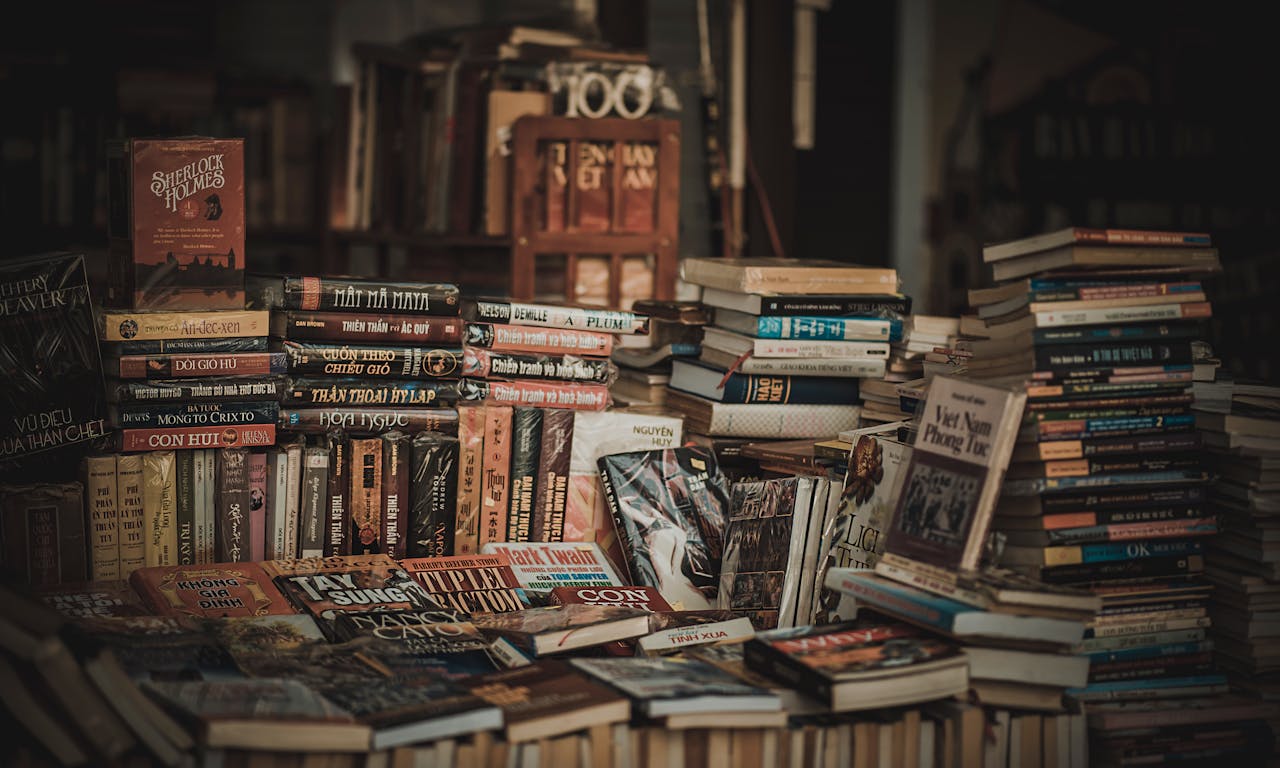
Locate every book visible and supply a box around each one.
[457,378,611,411]
[821,428,909,575]
[0,488,85,586]
[698,288,911,317]
[664,388,862,439]
[742,620,967,711]
[507,408,543,542]
[481,542,625,599]
[480,405,514,547]
[701,325,891,359]
[117,423,276,452]
[378,432,410,560]
[462,347,618,383]
[464,299,650,334]
[283,377,458,408]
[988,245,1221,282]
[279,341,461,379]
[982,228,1211,262]
[348,438,384,554]
[453,406,484,555]
[962,646,1090,688]
[278,406,457,435]
[530,408,574,542]
[82,455,121,581]
[142,452,178,568]
[261,554,445,640]
[128,562,296,618]
[108,400,279,429]
[103,336,267,355]
[571,656,780,716]
[597,446,730,610]
[110,351,286,379]
[713,309,902,342]
[669,359,862,405]
[97,310,269,343]
[34,581,150,618]
[635,610,757,655]
[106,376,285,405]
[400,553,531,614]
[679,258,899,294]
[213,448,251,563]
[336,615,502,680]
[0,252,108,475]
[466,660,631,742]
[298,446,329,559]
[463,322,615,356]
[115,454,147,575]
[718,476,815,629]
[878,375,1027,574]
[271,310,462,343]
[698,347,887,378]
[471,603,652,656]
[246,451,266,562]
[280,276,460,314]
[404,432,458,559]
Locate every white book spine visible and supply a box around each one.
[191,450,208,564]
[284,444,303,559]
[1034,301,1206,327]
[734,357,887,377]
[267,450,289,560]
[776,477,815,629]
[750,339,891,358]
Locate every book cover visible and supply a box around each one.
[530,409,574,542]
[480,542,625,598]
[464,300,650,334]
[272,311,462,343]
[461,347,618,384]
[465,659,630,742]
[261,554,444,641]
[379,432,410,560]
[463,322,614,356]
[550,585,672,610]
[129,562,297,618]
[284,377,457,408]
[569,656,779,716]
[715,310,902,342]
[480,406,514,547]
[506,408,543,542]
[453,406,484,555]
[701,326,891,359]
[143,451,178,568]
[0,482,87,585]
[407,432,460,558]
[325,433,348,556]
[105,138,245,310]
[982,228,1212,262]
[457,378,611,411]
[278,407,457,435]
[879,375,1027,574]
[596,446,731,610]
[280,341,462,379]
[718,476,812,629]
[319,674,500,749]
[400,554,531,614]
[348,438,384,555]
[214,448,251,563]
[35,580,150,618]
[281,277,460,314]
[82,455,121,581]
[0,253,108,476]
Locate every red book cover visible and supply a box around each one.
[118,423,276,452]
[129,562,296,617]
[400,553,531,614]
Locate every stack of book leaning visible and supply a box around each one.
[963,226,1255,760]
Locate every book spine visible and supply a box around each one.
[452,406,485,555]
[745,339,891,358]
[458,378,611,411]
[408,432,460,557]
[756,295,912,316]
[278,407,458,435]
[824,570,958,633]
[1035,414,1196,439]
[81,455,121,581]
[1081,228,1211,247]
[531,409,574,542]
[1031,322,1201,346]
[214,447,251,562]
[1035,342,1194,370]
[118,423,277,452]
[1043,540,1203,567]
[280,341,463,378]
[282,277,461,314]
[1084,640,1212,664]
[506,408,544,543]
[348,438,383,554]
[325,433,348,556]
[283,442,303,558]
[113,453,145,573]
[1005,469,1203,496]
[113,352,287,379]
[265,448,288,559]
[698,403,861,439]
[1039,554,1204,585]
[718,373,861,405]
[380,432,410,560]
[1076,628,1210,653]
[104,337,269,355]
[1036,486,1204,514]
[175,450,196,565]
[480,406,513,546]
[107,377,285,404]
[283,377,458,407]
[871,559,990,607]
[98,310,269,341]
[742,641,834,703]
[1026,432,1200,460]
[1084,617,1211,639]
[461,347,618,384]
[1034,302,1212,327]
[1043,518,1214,544]
[463,322,614,355]
[730,357,887,377]
[141,451,177,567]
[272,311,463,343]
[465,300,650,334]
[110,401,279,429]
[597,460,641,590]
[1034,454,1199,479]
[298,446,329,558]
[247,451,267,561]
[754,316,901,342]
[1029,281,1202,302]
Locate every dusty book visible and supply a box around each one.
[407,432,460,558]
[465,659,631,742]
[105,138,246,310]
[878,375,1027,576]
[400,554,531,614]
[128,562,296,618]
[284,377,458,408]
[597,446,731,610]
[281,277,461,315]
[261,554,445,641]
[481,542,625,599]
[272,310,463,343]
[0,482,87,585]
[0,252,108,475]
[530,409,574,542]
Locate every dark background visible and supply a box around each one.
[2,0,1277,381]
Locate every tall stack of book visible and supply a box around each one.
[609,300,709,408]
[962,227,1247,758]
[668,258,904,443]
[1197,379,1280,739]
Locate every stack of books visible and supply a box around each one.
[1197,380,1280,712]
[963,227,1247,751]
[609,299,709,408]
[265,275,465,434]
[668,257,906,442]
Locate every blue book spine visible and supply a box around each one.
[1060,540,1203,564]
[1066,674,1227,697]
[720,372,861,405]
[1084,640,1213,664]
[754,316,903,342]
[826,572,967,634]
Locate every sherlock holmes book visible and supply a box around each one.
[0,252,108,479]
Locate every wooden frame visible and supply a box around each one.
[509,115,681,307]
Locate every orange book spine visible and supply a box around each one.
[479,406,513,547]
[453,406,486,555]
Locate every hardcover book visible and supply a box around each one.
[480,542,625,599]
[129,562,297,618]
[570,656,780,716]
[470,603,652,656]
[597,446,731,610]
[466,659,631,742]
[261,555,445,641]
[0,252,107,477]
[878,375,1027,575]
[106,138,246,310]
[399,554,531,614]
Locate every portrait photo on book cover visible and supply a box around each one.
[892,453,982,553]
